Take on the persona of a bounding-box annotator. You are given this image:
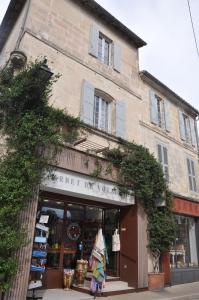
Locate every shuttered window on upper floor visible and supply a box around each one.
[187,157,197,192]
[157,143,169,182]
[89,24,121,72]
[150,90,171,132]
[80,80,125,138]
[179,111,197,147]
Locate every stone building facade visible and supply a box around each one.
[0,0,199,299]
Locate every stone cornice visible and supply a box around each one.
[140,120,198,156]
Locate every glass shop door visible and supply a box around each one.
[104,208,120,277]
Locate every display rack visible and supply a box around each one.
[27,218,49,300]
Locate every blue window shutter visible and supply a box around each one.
[113,43,121,73]
[150,90,158,125]
[179,111,186,141]
[89,24,99,58]
[116,100,125,138]
[80,80,95,126]
[163,99,171,132]
[189,117,197,147]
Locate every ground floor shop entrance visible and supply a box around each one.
[36,197,120,289]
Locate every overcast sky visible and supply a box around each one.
[0,0,199,111]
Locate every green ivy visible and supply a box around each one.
[0,60,80,291]
[105,141,176,254]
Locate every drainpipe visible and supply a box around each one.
[8,0,31,72]
[15,0,31,50]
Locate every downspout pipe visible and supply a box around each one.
[15,0,31,50]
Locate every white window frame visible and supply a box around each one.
[187,157,197,192]
[157,142,169,182]
[183,113,192,143]
[98,33,112,65]
[93,94,110,132]
[156,95,166,129]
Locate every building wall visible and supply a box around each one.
[20,31,143,143]
[14,0,143,148]
[25,0,140,93]
[140,81,199,201]
[0,0,199,295]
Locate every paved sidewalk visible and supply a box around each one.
[99,282,199,300]
[32,282,199,300]
[31,289,93,300]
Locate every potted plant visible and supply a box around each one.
[148,250,164,291]
[147,202,176,291]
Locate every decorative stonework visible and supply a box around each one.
[9,50,27,69]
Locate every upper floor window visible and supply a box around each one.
[94,94,109,131]
[157,143,169,182]
[150,90,170,132]
[80,80,125,138]
[179,111,197,147]
[98,34,111,65]
[187,157,197,192]
[89,24,121,72]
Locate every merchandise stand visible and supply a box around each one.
[90,229,108,299]
[26,288,42,300]
[27,219,49,300]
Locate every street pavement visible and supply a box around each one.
[34,282,199,300]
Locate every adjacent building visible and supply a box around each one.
[0,0,199,299]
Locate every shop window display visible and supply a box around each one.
[84,207,103,262]
[170,215,198,269]
[34,199,120,289]
[41,200,64,268]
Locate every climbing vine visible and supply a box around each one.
[105,141,176,260]
[0,58,176,292]
[0,60,80,291]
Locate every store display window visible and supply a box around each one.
[40,200,64,268]
[36,199,120,275]
[170,215,199,269]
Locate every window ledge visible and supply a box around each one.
[140,120,198,155]
[80,122,123,144]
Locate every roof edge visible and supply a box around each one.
[0,0,27,53]
[140,70,199,116]
[0,0,146,55]
[74,0,147,48]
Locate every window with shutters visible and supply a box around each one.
[179,111,196,145]
[81,80,125,138]
[157,143,169,182]
[150,91,170,132]
[98,33,111,65]
[89,24,121,72]
[183,114,191,143]
[156,96,163,127]
[187,158,197,192]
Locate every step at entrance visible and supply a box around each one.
[72,279,135,297]
[86,272,120,282]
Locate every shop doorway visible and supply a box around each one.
[35,199,120,289]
